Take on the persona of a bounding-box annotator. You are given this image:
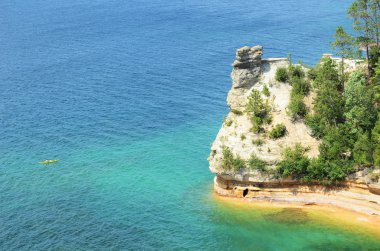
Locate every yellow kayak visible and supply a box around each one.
[39,159,59,165]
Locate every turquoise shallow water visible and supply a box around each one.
[1,0,380,250]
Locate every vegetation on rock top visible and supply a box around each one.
[218,0,380,184]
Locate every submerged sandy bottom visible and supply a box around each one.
[214,192,380,239]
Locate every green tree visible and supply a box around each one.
[307,158,353,184]
[292,77,311,96]
[372,57,380,107]
[246,89,271,132]
[344,71,377,133]
[349,0,373,73]
[348,0,380,73]
[319,125,354,161]
[305,114,326,139]
[314,81,345,126]
[353,132,374,165]
[331,26,357,83]
[372,118,380,167]
[313,58,340,89]
[277,144,310,179]
[312,58,345,126]
[288,93,308,120]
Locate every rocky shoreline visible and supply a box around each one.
[214,175,380,216]
[209,45,380,216]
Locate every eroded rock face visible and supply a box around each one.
[227,46,263,112]
[209,45,319,179]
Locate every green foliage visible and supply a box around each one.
[331,26,357,61]
[292,77,311,96]
[222,146,246,171]
[275,67,289,82]
[369,46,380,70]
[277,144,310,179]
[240,134,246,140]
[344,71,377,133]
[269,123,287,139]
[262,85,270,97]
[250,116,263,133]
[313,59,344,126]
[307,68,317,81]
[372,58,380,107]
[246,89,272,133]
[225,119,233,127]
[307,158,354,184]
[353,132,373,166]
[270,1,380,183]
[231,109,243,115]
[372,118,380,168]
[347,0,380,75]
[288,65,305,79]
[305,114,326,139]
[314,58,340,88]
[319,125,354,161]
[288,93,308,120]
[277,144,353,183]
[252,138,265,146]
[348,0,371,35]
[246,89,269,117]
[287,65,310,121]
[248,154,267,172]
[314,80,345,125]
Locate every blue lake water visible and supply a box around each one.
[1,0,380,250]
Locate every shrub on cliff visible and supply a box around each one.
[307,68,317,81]
[288,65,305,79]
[372,119,380,168]
[222,146,246,171]
[305,114,326,139]
[288,93,308,120]
[262,85,270,97]
[269,123,287,139]
[318,125,354,161]
[344,71,377,134]
[246,89,272,133]
[248,154,267,172]
[291,77,310,96]
[307,158,353,184]
[353,132,373,166]
[275,67,289,82]
[313,58,340,88]
[252,138,265,146]
[276,144,310,179]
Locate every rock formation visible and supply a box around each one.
[209,45,380,216]
[227,46,262,111]
[209,45,319,178]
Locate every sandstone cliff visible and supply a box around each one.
[209,45,319,182]
[208,45,380,215]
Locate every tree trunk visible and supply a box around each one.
[341,57,345,88]
[366,44,371,75]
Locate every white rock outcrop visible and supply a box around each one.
[209,45,319,181]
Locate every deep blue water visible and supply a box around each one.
[2,0,380,250]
